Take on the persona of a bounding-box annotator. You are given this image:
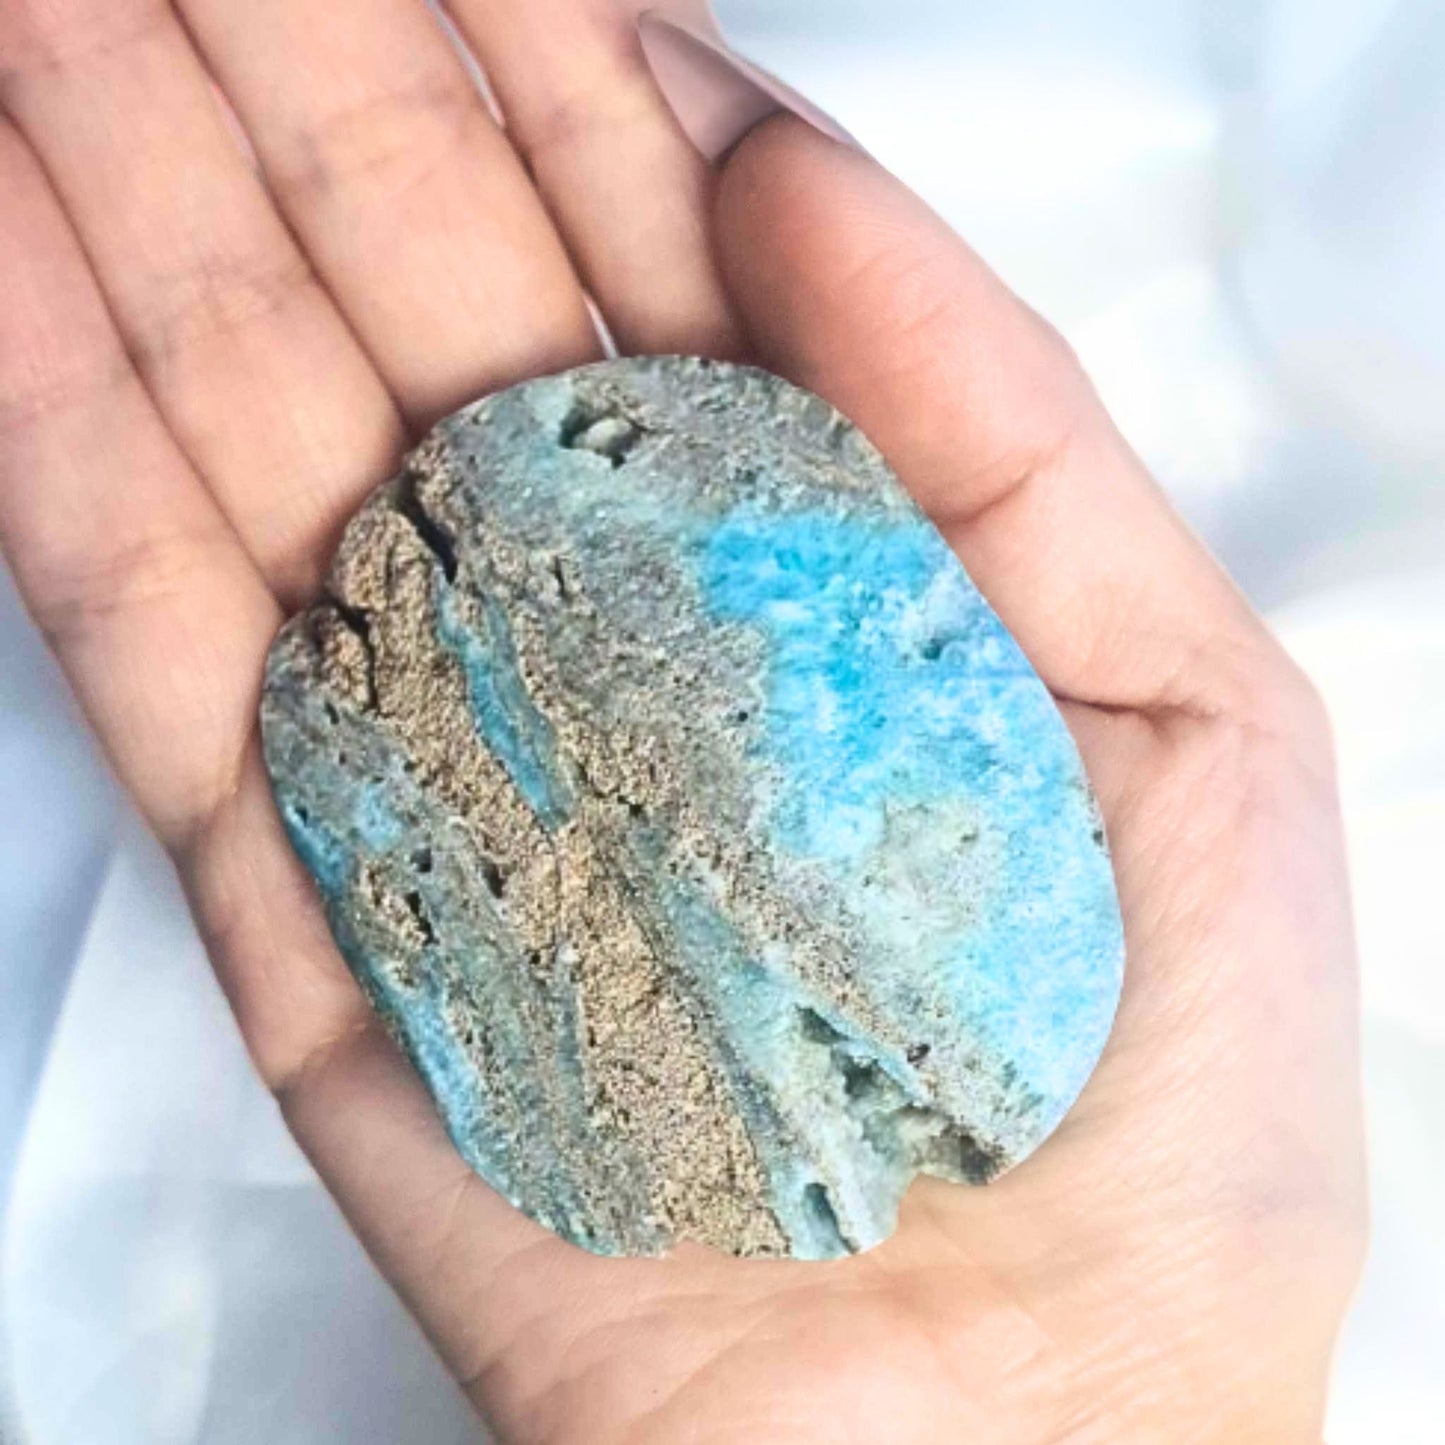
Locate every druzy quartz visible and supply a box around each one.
[261,357,1124,1260]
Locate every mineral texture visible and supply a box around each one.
[261,357,1124,1259]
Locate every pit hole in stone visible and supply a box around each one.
[411,847,433,874]
[323,701,340,726]
[796,1006,846,1046]
[919,629,971,663]
[558,402,644,467]
[550,555,571,600]
[841,1056,888,1102]
[801,1183,848,1253]
[901,1112,1008,1185]
[479,857,505,899]
[906,1042,932,1065]
[953,1130,1006,1185]
[404,890,435,946]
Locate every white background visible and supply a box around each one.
[2,0,1442,1439]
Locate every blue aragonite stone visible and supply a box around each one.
[260,358,1124,1260]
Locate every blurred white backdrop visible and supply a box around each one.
[2,1,1441,1440]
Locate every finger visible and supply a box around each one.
[717,119,1288,721]
[0,106,394,1116]
[0,0,404,604]
[0,120,279,846]
[176,0,599,426]
[445,0,745,356]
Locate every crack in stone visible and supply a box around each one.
[395,467,458,582]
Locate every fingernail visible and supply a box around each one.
[637,4,862,163]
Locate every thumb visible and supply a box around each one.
[714,116,1283,727]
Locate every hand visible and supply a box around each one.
[0,3,1365,1440]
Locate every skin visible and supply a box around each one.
[0,2,1366,1441]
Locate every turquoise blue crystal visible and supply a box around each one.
[261,357,1124,1259]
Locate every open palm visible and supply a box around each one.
[0,3,1365,1440]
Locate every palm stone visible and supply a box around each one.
[261,357,1124,1260]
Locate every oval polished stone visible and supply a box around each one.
[261,358,1125,1259]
